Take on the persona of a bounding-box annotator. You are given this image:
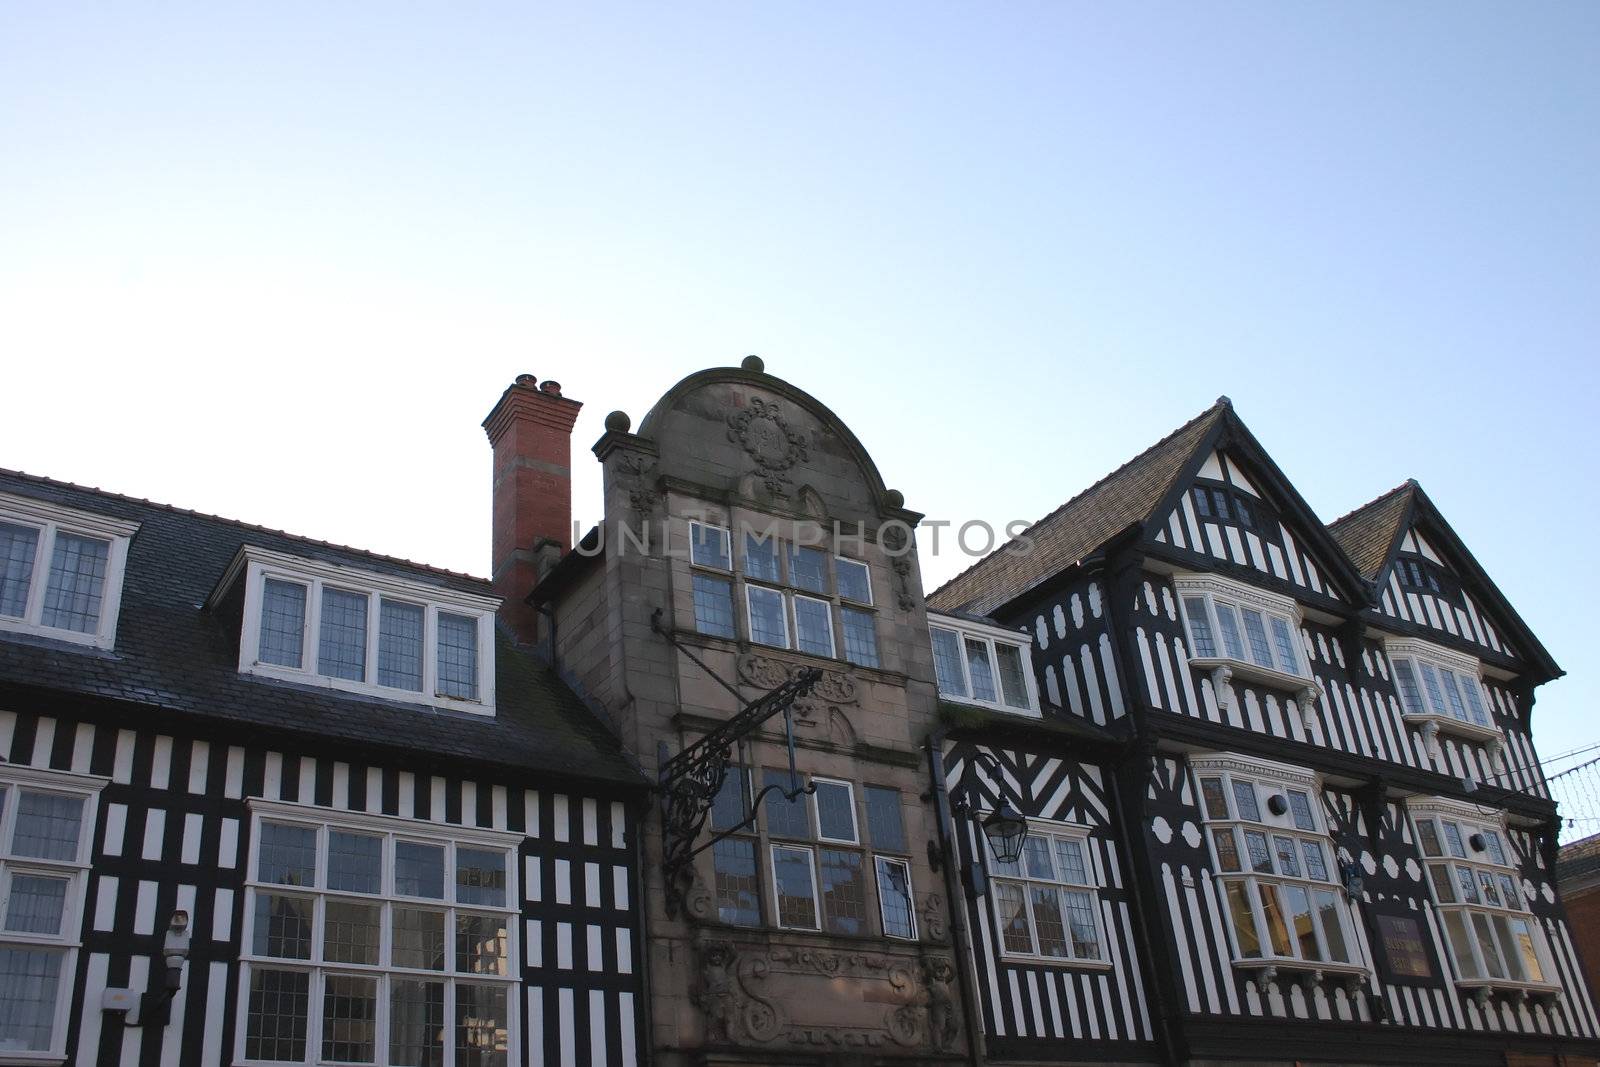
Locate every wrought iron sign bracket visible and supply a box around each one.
[651,609,823,916]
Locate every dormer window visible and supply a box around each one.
[212,547,498,714]
[1191,483,1264,532]
[1385,638,1498,744]
[0,492,137,650]
[927,613,1039,716]
[1395,554,1459,604]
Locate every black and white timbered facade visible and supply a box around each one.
[928,397,1598,1066]
[0,470,648,1067]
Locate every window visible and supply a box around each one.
[217,548,498,714]
[1411,803,1551,990]
[1395,555,1458,603]
[1177,577,1305,680]
[0,492,137,649]
[988,823,1104,963]
[684,519,880,669]
[1190,483,1262,532]
[0,768,105,1059]
[704,769,914,940]
[927,614,1039,716]
[1386,640,1496,740]
[240,803,517,1066]
[1194,755,1359,975]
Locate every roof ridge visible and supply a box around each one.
[1328,479,1418,529]
[928,398,1228,605]
[0,466,488,585]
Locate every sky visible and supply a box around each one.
[2,4,1597,790]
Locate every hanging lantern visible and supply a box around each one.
[981,801,1030,865]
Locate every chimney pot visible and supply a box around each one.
[539,380,562,397]
[515,373,537,387]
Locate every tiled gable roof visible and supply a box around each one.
[1328,481,1416,581]
[928,400,1228,617]
[0,469,643,788]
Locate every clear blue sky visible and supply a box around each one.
[2,4,1596,775]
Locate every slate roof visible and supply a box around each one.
[1558,833,1600,884]
[0,469,643,788]
[1328,481,1416,580]
[928,399,1229,616]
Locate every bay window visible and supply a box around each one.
[926,613,1039,716]
[239,803,517,1066]
[1385,639,1499,743]
[987,822,1104,964]
[0,492,136,650]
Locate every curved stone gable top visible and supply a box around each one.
[633,363,906,520]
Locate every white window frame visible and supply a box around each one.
[744,584,791,650]
[0,492,138,650]
[809,778,859,845]
[985,818,1109,967]
[874,856,918,941]
[1175,573,1320,718]
[789,593,836,659]
[926,612,1041,717]
[0,765,108,1064]
[1385,638,1502,745]
[834,556,873,606]
[1407,797,1557,997]
[236,800,520,1067]
[688,520,732,572]
[1191,752,1367,980]
[769,843,823,932]
[213,547,499,715]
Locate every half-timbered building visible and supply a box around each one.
[927,397,1599,1066]
[0,395,649,1065]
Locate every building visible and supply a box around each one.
[927,396,1600,1065]
[1557,835,1600,1003]
[0,379,649,1066]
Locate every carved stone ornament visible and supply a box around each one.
[612,452,660,517]
[919,891,947,942]
[727,397,810,496]
[738,653,857,732]
[878,524,917,611]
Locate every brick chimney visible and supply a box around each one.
[483,374,582,643]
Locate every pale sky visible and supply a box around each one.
[2,4,1596,796]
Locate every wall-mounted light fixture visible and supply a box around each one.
[102,910,190,1027]
[933,750,1032,898]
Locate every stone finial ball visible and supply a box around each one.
[741,355,765,373]
[885,489,905,509]
[604,410,632,433]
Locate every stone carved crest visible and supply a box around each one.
[612,452,660,517]
[738,654,857,731]
[726,397,809,497]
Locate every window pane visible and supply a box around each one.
[258,822,317,886]
[244,967,310,1062]
[1184,597,1216,657]
[324,900,381,965]
[328,830,382,894]
[1416,819,1442,857]
[1192,487,1212,517]
[965,638,998,703]
[930,628,968,698]
[40,532,109,633]
[1214,603,1246,659]
[1392,659,1425,715]
[746,586,788,648]
[1440,670,1471,724]
[877,858,916,939]
[709,769,749,833]
[1213,829,1242,873]
[390,979,445,1067]
[0,947,61,1051]
[1472,912,1506,978]
[3,875,67,936]
[865,787,905,851]
[1200,777,1229,820]
[253,893,314,959]
[322,974,378,1064]
[1419,663,1449,717]
[995,881,1033,953]
[836,558,871,604]
[841,607,880,668]
[1428,864,1456,903]
[1243,830,1272,873]
[1478,870,1503,908]
[1065,889,1100,959]
[1461,678,1490,726]
[0,522,38,618]
[436,612,479,699]
[1235,497,1254,529]
[1225,881,1260,958]
[819,848,868,935]
[259,578,307,668]
[392,907,446,970]
[1301,840,1329,882]
[1286,790,1316,831]
[1257,882,1293,956]
[1455,866,1479,903]
[11,791,82,860]
[994,643,1031,709]
[792,595,834,657]
[454,982,508,1067]
[1272,836,1302,878]
[1442,821,1467,859]
[1499,874,1521,910]
[1031,886,1069,957]
[692,574,736,638]
[1314,889,1349,962]
[1212,489,1232,520]
[788,545,827,594]
[743,532,780,582]
[318,587,368,681]
[813,781,856,842]
[1021,836,1053,880]
[1443,911,1478,978]
[1231,781,1261,823]
[1282,884,1318,960]
[772,845,818,929]
[396,841,446,899]
[456,848,507,907]
[762,769,809,838]
[1270,617,1300,676]
[690,523,730,569]
[1492,914,1525,981]
[377,599,424,691]
[713,838,761,926]
[1241,609,1274,669]
[1510,917,1545,982]
[456,913,510,976]
[1054,837,1088,885]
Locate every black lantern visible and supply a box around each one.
[981,801,1030,865]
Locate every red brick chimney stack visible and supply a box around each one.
[483,374,582,644]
